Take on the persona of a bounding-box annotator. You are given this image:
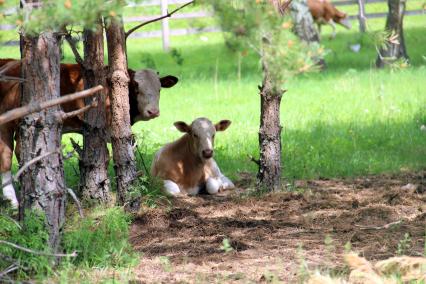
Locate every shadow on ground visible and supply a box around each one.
[129,171,426,283]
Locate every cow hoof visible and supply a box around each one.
[206,178,220,195]
[164,180,181,196]
[220,175,235,190]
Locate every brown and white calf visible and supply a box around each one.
[0,59,178,208]
[151,118,235,196]
[307,0,351,38]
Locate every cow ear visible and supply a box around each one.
[215,120,231,132]
[160,75,178,88]
[174,121,191,133]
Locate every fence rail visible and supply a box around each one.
[1,0,425,48]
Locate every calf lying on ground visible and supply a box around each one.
[151,118,235,196]
[0,58,178,208]
[307,0,351,38]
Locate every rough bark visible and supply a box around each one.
[376,0,408,68]
[290,0,320,43]
[19,31,66,251]
[80,19,111,204]
[257,62,284,192]
[290,0,325,68]
[105,16,136,206]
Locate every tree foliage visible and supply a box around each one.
[205,0,323,85]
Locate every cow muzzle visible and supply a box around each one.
[146,108,160,119]
[202,149,213,159]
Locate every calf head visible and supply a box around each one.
[129,69,178,123]
[334,11,351,29]
[174,118,231,161]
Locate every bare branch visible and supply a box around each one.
[15,151,58,181]
[66,188,84,218]
[0,240,77,257]
[69,137,82,157]
[125,0,195,39]
[0,85,103,126]
[0,75,26,82]
[57,99,98,122]
[0,264,19,278]
[248,154,260,166]
[1,151,58,189]
[64,32,85,68]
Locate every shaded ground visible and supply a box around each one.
[130,171,426,283]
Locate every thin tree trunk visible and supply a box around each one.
[19,31,66,251]
[80,19,111,204]
[105,16,136,206]
[376,0,408,68]
[257,62,284,192]
[290,0,325,68]
[357,0,367,32]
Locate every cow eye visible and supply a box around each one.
[193,133,198,138]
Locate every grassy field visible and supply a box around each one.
[0,12,425,187]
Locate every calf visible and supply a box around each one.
[307,0,351,38]
[151,118,235,196]
[0,59,178,208]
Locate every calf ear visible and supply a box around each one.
[174,121,191,133]
[160,75,179,88]
[215,120,231,132]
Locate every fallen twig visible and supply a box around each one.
[355,220,402,230]
[66,188,84,218]
[0,85,103,125]
[57,99,98,122]
[0,264,19,278]
[0,240,77,257]
[125,0,195,39]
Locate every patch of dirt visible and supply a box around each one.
[129,171,426,283]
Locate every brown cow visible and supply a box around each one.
[0,58,178,208]
[307,0,351,38]
[151,118,235,196]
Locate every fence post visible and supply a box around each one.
[161,0,170,51]
[357,0,367,32]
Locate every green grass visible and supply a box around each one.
[1,12,425,186]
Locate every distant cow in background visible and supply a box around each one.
[308,0,352,38]
[151,118,235,196]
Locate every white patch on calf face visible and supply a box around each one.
[189,118,216,160]
[2,171,18,209]
[133,69,162,121]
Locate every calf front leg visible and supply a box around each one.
[163,180,181,196]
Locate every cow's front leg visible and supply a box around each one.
[206,177,220,195]
[328,19,336,39]
[163,180,181,196]
[1,130,18,209]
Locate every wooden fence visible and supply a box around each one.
[0,0,425,49]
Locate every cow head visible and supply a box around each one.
[174,118,231,161]
[129,69,178,123]
[335,12,352,30]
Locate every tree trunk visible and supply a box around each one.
[376,0,408,68]
[290,0,325,67]
[357,0,367,32]
[290,0,320,43]
[105,16,136,206]
[257,62,283,192]
[80,19,111,204]
[19,31,66,251]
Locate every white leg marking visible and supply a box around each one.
[163,180,181,196]
[2,171,18,209]
[220,175,235,190]
[187,186,200,196]
[206,177,220,195]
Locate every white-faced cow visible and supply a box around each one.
[151,118,235,196]
[0,58,178,208]
[307,0,351,38]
